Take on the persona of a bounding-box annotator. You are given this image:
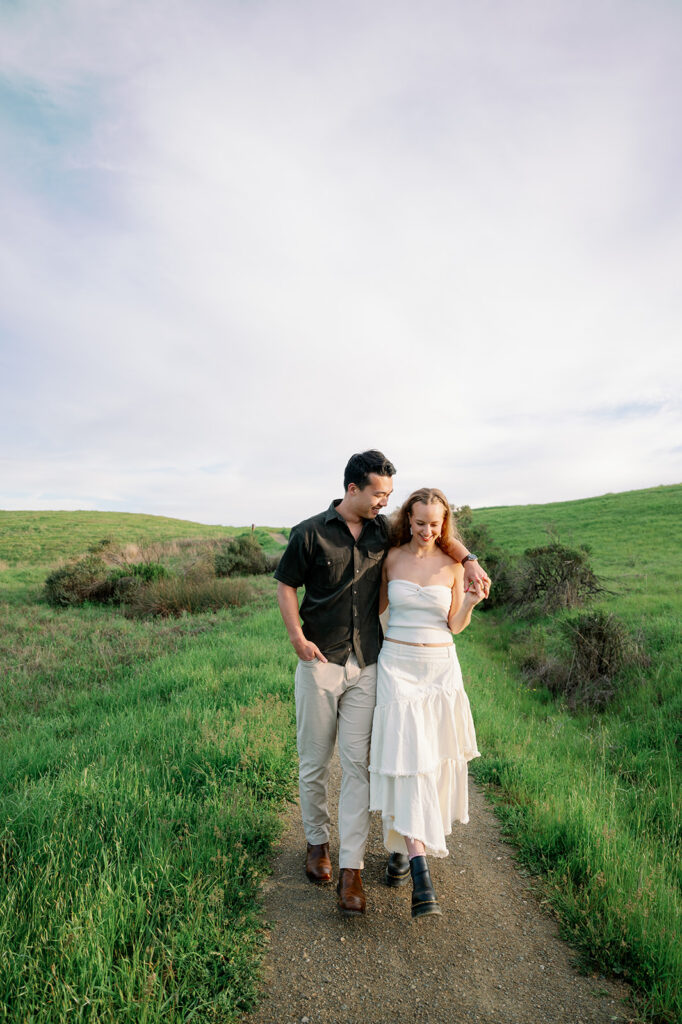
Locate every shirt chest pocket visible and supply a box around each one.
[311,553,349,589]
[361,549,384,580]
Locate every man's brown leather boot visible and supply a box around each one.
[336,868,366,916]
[305,842,332,883]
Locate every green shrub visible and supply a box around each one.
[45,557,173,607]
[86,574,137,605]
[264,551,281,573]
[511,543,605,613]
[522,609,648,710]
[125,576,255,618]
[44,555,108,607]
[109,561,169,584]
[452,506,515,609]
[562,610,649,698]
[215,534,269,577]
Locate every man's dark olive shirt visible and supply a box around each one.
[274,500,389,668]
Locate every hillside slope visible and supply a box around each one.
[455,483,680,1022]
[0,510,286,567]
[476,482,681,571]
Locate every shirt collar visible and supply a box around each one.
[324,499,384,537]
[324,499,346,524]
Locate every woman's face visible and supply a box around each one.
[408,501,445,547]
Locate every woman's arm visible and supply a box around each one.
[440,536,492,598]
[447,569,484,634]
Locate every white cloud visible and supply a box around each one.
[1,0,680,524]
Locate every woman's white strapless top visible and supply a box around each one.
[384,579,453,644]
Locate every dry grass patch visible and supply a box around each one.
[89,536,224,567]
[125,576,254,618]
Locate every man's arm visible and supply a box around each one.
[441,538,492,597]
[276,582,328,663]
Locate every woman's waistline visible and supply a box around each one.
[384,625,453,644]
[379,641,456,663]
[383,636,453,648]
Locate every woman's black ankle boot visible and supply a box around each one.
[409,855,442,918]
[385,851,411,887]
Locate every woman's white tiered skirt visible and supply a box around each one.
[369,642,480,858]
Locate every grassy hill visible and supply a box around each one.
[1,490,680,1022]
[477,483,681,612]
[0,510,288,568]
[455,483,681,1022]
[472,482,681,710]
[477,483,681,558]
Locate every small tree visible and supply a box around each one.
[451,507,515,609]
[215,534,268,577]
[512,543,605,613]
[522,610,648,710]
[44,555,108,607]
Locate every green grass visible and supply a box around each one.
[477,482,681,580]
[458,482,682,1023]
[1,491,679,1022]
[0,511,286,567]
[0,520,296,1023]
[0,594,299,1022]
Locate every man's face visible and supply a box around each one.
[348,473,394,519]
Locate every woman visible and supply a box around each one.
[369,487,484,918]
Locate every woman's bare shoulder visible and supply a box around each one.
[440,551,464,584]
[451,561,464,581]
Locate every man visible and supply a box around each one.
[274,450,490,916]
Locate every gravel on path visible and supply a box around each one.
[242,752,633,1024]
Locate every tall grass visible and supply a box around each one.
[458,627,679,1020]
[1,559,298,1022]
[124,577,256,618]
[458,482,682,1023]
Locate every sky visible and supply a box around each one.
[1,0,680,527]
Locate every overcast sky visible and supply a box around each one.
[1,0,680,527]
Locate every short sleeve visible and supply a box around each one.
[273,525,309,588]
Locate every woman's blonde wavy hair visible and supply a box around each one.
[389,487,462,560]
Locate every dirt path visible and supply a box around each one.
[242,754,633,1024]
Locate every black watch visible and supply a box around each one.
[461,553,478,565]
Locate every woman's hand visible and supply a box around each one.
[464,579,486,606]
[448,573,484,633]
[463,560,492,598]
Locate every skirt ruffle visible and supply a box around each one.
[369,643,480,858]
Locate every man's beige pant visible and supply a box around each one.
[294,653,377,870]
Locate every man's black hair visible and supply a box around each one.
[343,450,396,492]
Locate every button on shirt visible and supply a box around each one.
[274,500,389,667]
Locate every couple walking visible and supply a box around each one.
[275,451,490,918]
